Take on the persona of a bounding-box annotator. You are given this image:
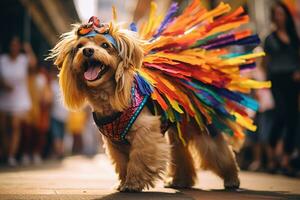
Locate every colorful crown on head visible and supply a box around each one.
[77,16,117,48]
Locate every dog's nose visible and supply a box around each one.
[83,48,94,57]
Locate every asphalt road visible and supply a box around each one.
[0,154,300,200]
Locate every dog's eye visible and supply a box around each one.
[101,43,109,49]
[77,43,83,49]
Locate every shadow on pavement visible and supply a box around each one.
[94,191,192,200]
[180,188,300,200]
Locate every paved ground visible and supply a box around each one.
[0,154,300,200]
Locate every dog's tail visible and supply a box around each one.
[133,0,271,147]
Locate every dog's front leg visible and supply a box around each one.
[119,114,170,192]
[102,137,129,190]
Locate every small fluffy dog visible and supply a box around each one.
[49,17,241,192]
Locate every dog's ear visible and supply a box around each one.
[48,30,77,69]
[109,25,144,110]
[58,57,85,110]
[113,27,144,88]
[112,26,144,70]
[48,27,85,110]
[115,61,124,90]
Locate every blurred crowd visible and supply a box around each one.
[0,0,300,179]
[239,2,300,177]
[0,37,101,167]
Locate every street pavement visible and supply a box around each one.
[0,154,300,200]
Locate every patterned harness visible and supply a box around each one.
[93,84,149,142]
[92,82,169,144]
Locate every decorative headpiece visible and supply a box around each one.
[77,16,117,48]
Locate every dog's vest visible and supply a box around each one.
[92,83,170,144]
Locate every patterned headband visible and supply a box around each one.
[77,16,117,48]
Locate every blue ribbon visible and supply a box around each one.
[83,30,117,49]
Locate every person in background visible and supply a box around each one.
[20,66,38,165]
[82,108,102,156]
[0,36,37,166]
[50,68,68,159]
[34,68,51,162]
[264,1,300,175]
[67,110,87,155]
[21,67,51,165]
[0,45,7,164]
[248,49,275,171]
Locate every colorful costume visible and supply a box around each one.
[135,1,271,145]
[80,0,271,144]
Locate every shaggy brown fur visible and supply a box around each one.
[49,22,240,192]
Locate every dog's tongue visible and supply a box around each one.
[84,66,101,81]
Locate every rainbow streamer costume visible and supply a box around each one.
[91,0,271,144]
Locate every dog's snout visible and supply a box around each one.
[83,48,94,57]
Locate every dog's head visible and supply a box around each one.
[49,17,144,111]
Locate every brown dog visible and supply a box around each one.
[49,21,240,192]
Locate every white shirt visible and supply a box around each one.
[51,79,68,121]
[0,54,31,113]
[36,72,47,92]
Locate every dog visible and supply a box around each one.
[48,15,242,192]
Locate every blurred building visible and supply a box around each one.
[82,0,299,40]
[75,0,172,25]
[1,0,298,62]
[0,0,79,62]
[201,0,300,39]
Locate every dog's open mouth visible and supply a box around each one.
[83,59,109,81]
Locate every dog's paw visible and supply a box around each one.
[164,179,193,189]
[115,183,125,191]
[118,182,143,192]
[224,177,240,190]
